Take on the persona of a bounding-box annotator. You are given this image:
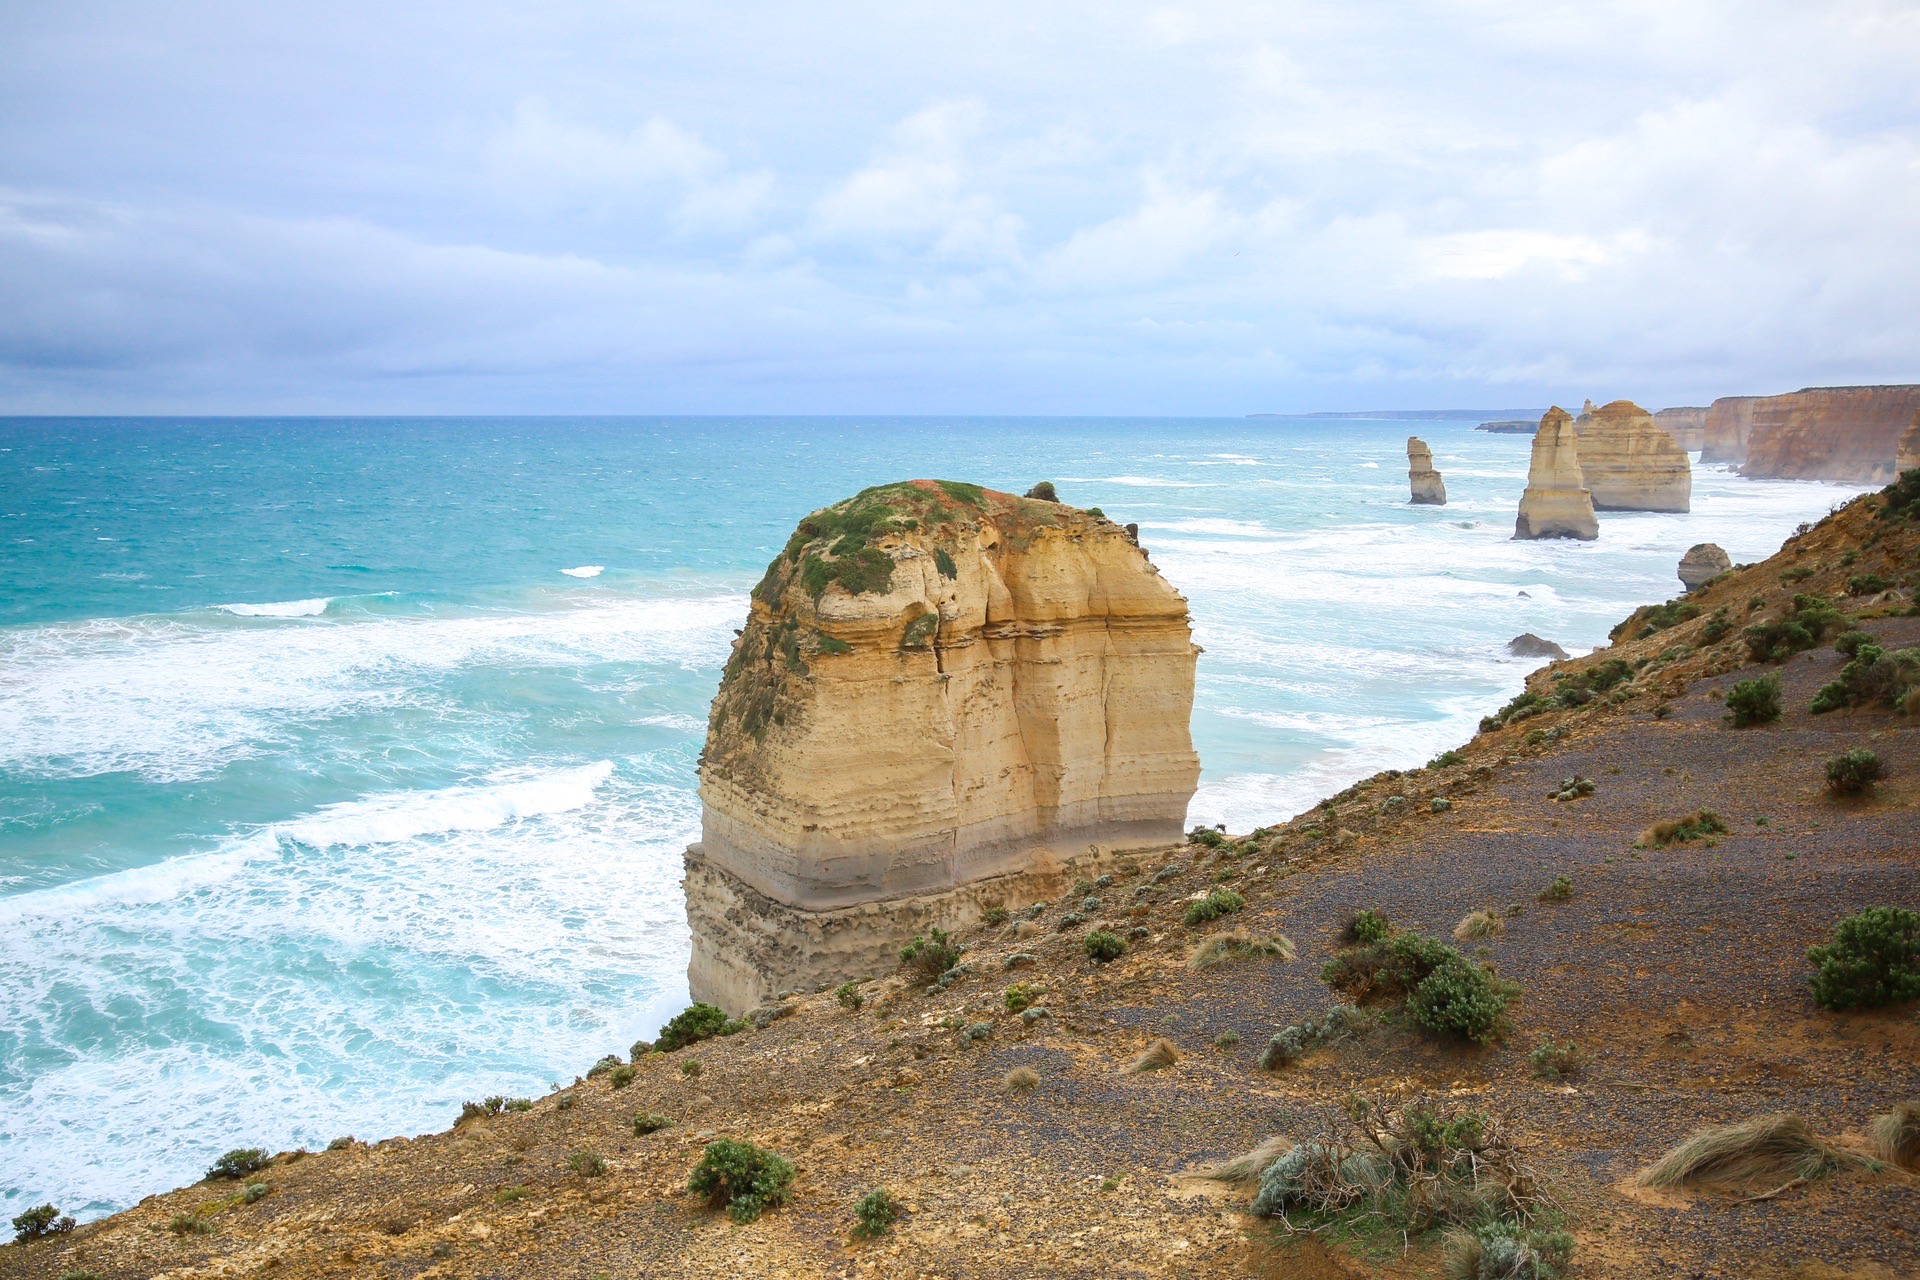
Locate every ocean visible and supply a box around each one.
[0,414,1864,1220]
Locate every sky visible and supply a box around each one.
[2,0,1918,415]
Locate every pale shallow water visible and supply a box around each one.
[0,415,1863,1218]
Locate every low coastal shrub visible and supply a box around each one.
[166,1213,213,1236]
[207,1148,270,1180]
[1258,1004,1369,1069]
[1847,573,1893,596]
[1700,609,1733,644]
[1877,469,1920,522]
[1527,1039,1592,1080]
[1452,908,1504,941]
[11,1204,76,1244]
[1724,676,1782,727]
[1810,643,1920,714]
[680,1059,702,1078]
[1003,982,1042,1013]
[1344,910,1392,946]
[688,1139,796,1224]
[242,1181,270,1204]
[1187,825,1227,848]
[1636,809,1728,847]
[982,906,1009,926]
[1537,875,1573,902]
[835,981,865,1010]
[1428,749,1465,769]
[1478,691,1546,734]
[1321,932,1517,1044]
[850,1188,900,1241]
[1635,1113,1838,1189]
[1183,888,1245,926]
[608,1065,635,1089]
[633,1112,673,1136]
[586,1054,622,1077]
[1082,924,1121,967]
[1742,595,1843,663]
[655,1002,741,1053]
[1834,629,1877,657]
[1547,775,1595,802]
[1187,929,1295,969]
[1806,907,1920,1010]
[1612,601,1698,643]
[899,928,963,980]
[1442,1225,1574,1280]
[1825,748,1883,794]
[326,1136,354,1151]
[568,1150,607,1178]
[495,1186,529,1204]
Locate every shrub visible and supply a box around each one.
[1124,1038,1180,1073]
[1826,748,1884,794]
[1743,595,1844,662]
[1878,468,1920,521]
[1322,932,1516,1044]
[1084,930,1127,962]
[1186,929,1295,969]
[1636,809,1728,847]
[1527,1039,1592,1080]
[586,1054,622,1078]
[982,906,1010,926]
[687,1139,796,1224]
[1479,691,1546,734]
[568,1150,607,1178]
[1806,907,1920,1010]
[1441,1225,1573,1280]
[1183,888,1245,926]
[1024,480,1059,502]
[1835,629,1877,657]
[1452,908,1504,941]
[11,1204,76,1244]
[899,927,963,980]
[680,1059,702,1078]
[1547,775,1595,802]
[1258,1005,1370,1069]
[1700,610,1733,644]
[1187,825,1227,848]
[608,1065,635,1089]
[166,1213,213,1236]
[1003,982,1042,1013]
[629,1038,652,1060]
[1003,1066,1040,1092]
[208,1148,270,1180]
[326,1136,354,1151]
[845,1187,901,1241]
[1537,875,1573,902]
[1867,1101,1920,1168]
[1724,676,1782,727]
[1616,601,1698,643]
[1344,909,1392,945]
[242,1181,271,1204]
[495,1186,529,1204]
[1810,644,1920,714]
[655,1002,733,1053]
[1848,573,1893,596]
[1428,750,1465,769]
[1635,1113,1838,1188]
[835,981,865,1011]
[633,1113,673,1136]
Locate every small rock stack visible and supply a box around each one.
[1407,437,1447,505]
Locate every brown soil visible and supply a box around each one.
[8,497,1919,1280]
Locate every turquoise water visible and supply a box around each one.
[0,415,1863,1218]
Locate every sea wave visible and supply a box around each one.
[277,762,614,850]
[218,598,332,617]
[561,566,604,579]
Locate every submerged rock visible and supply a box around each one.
[685,480,1200,1011]
[1677,543,1731,591]
[1508,633,1568,659]
[1407,436,1446,505]
[1514,408,1599,540]
[1574,400,1692,512]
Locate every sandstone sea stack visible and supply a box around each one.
[1741,385,1920,484]
[1677,542,1730,591]
[1897,409,1920,476]
[1514,408,1599,540]
[1653,407,1707,451]
[685,480,1199,1011]
[1407,436,1446,504]
[1571,399,1691,512]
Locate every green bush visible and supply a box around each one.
[1427,750,1465,769]
[982,906,1010,926]
[1810,644,1920,714]
[1834,629,1877,657]
[1183,888,1246,926]
[850,1188,900,1240]
[1537,875,1573,903]
[608,1065,636,1089]
[1084,930,1127,963]
[835,981,865,1010]
[1743,595,1843,662]
[166,1213,213,1236]
[1618,602,1698,643]
[1876,468,1920,521]
[1724,675,1782,726]
[11,1204,76,1244]
[567,1150,607,1178]
[1700,610,1733,644]
[1479,691,1546,733]
[1807,907,1920,1010]
[1187,825,1227,848]
[326,1136,354,1151]
[1004,982,1042,1013]
[899,927,963,980]
[207,1148,270,1180]
[1527,1039,1592,1080]
[655,1002,735,1053]
[1848,573,1893,596]
[1321,931,1516,1044]
[633,1112,673,1136]
[687,1138,797,1224]
[1345,909,1392,945]
[242,1181,270,1204]
[1826,748,1884,794]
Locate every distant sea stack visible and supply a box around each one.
[1741,385,1920,484]
[1407,436,1447,504]
[1572,400,1691,512]
[684,480,1200,1012]
[1653,407,1708,451]
[1897,410,1920,475]
[1677,543,1731,591]
[1514,408,1599,540]
[1700,395,1763,466]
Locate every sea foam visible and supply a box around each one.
[218,598,333,617]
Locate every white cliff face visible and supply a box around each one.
[1575,400,1692,512]
[1514,408,1599,541]
[1407,437,1447,505]
[686,480,1199,1011]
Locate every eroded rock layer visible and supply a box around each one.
[1573,399,1692,512]
[1514,408,1599,540]
[1653,406,1707,451]
[1898,410,1920,476]
[1701,395,1762,465]
[1677,543,1730,591]
[686,480,1199,1009]
[1741,385,1920,484]
[1407,436,1446,504]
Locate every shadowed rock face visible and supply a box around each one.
[1742,385,1920,484]
[1573,400,1692,512]
[1701,396,1763,466]
[1678,543,1731,591]
[1897,410,1920,476]
[1407,436,1446,504]
[1514,408,1598,540]
[1653,407,1708,451]
[686,480,1199,1011]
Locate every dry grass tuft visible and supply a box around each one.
[1636,808,1728,849]
[1186,928,1296,970]
[1452,908,1505,941]
[1124,1037,1180,1073]
[1185,1135,1293,1186]
[1867,1101,1920,1168]
[1002,1066,1040,1094]
[1635,1113,1839,1189]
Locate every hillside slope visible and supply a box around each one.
[8,488,1920,1280]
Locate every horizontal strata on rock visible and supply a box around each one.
[1407,436,1446,504]
[1514,408,1598,540]
[689,480,1199,1010]
[1572,399,1691,512]
[684,841,1167,1013]
[1652,406,1707,451]
[1741,385,1920,484]
[1701,395,1762,465]
[1677,542,1731,590]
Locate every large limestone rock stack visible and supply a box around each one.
[1742,385,1920,483]
[1677,543,1731,591]
[1574,400,1691,512]
[1653,407,1708,451]
[1701,396,1762,465]
[1407,436,1446,504]
[685,480,1200,1012]
[1514,408,1599,540]
[1897,409,1920,476]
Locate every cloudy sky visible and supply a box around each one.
[2,0,1917,414]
